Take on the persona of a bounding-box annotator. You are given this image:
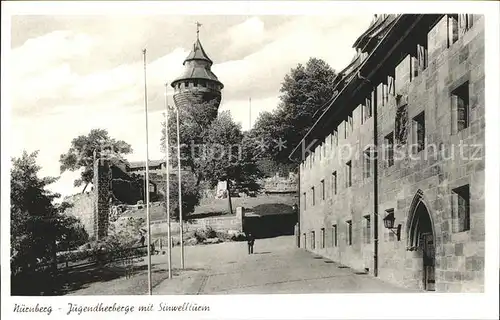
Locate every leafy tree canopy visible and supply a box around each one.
[59,129,132,192]
[11,151,88,278]
[250,57,338,166]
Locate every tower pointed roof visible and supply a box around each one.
[184,38,213,66]
[171,28,223,89]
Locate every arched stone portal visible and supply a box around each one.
[406,190,436,291]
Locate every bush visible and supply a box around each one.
[231,232,247,241]
[194,226,216,242]
[215,231,233,242]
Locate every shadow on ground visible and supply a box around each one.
[11,261,206,296]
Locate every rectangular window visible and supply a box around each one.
[332,171,337,195]
[412,112,425,153]
[303,192,307,210]
[321,228,325,249]
[321,179,325,201]
[346,161,352,187]
[311,187,315,206]
[383,83,389,105]
[364,96,372,121]
[333,129,339,146]
[348,112,353,132]
[448,14,459,47]
[387,72,395,96]
[410,48,419,81]
[452,185,470,232]
[311,231,316,249]
[459,14,473,36]
[371,89,376,116]
[346,220,353,246]
[386,209,395,242]
[385,132,394,167]
[417,37,428,72]
[363,148,372,179]
[452,82,470,133]
[364,215,371,244]
[360,103,364,125]
[332,224,338,247]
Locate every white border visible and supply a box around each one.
[2,1,499,320]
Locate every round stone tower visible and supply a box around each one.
[171,28,224,125]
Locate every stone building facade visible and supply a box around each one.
[289,14,484,292]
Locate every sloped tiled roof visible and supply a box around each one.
[184,38,213,65]
[171,38,223,87]
[353,14,399,51]
[172,63,222,84]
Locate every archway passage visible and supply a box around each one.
[407,193,436,291]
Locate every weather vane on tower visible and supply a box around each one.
[196,21,202,39]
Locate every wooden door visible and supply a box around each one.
[422,233,436,291]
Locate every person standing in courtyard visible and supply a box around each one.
[246,232,255,254]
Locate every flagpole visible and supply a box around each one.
[142,48,153,295]
[164,84,172,279]
[249,97,252,130]
[176,104,184,269]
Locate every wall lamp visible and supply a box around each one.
[383,211,401,241]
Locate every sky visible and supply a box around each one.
[9,14,373,198]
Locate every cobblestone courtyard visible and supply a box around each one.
[68,235,417,295]
[154,235,417,294]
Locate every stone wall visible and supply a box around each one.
[93,159,112,240]
[259,172,298,193]
[63,193,95,238]
[150,207,244,236]
[376,15,485,292]
[299,88,376,272]
[298,15,484,292]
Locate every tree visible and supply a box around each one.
[59,129,132,193]
[195,111,261,214]
[165,171,201,221]
[160,99,220,185]
[11,151,89,294]
[250,58,339,166]
[160,99,262,216]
